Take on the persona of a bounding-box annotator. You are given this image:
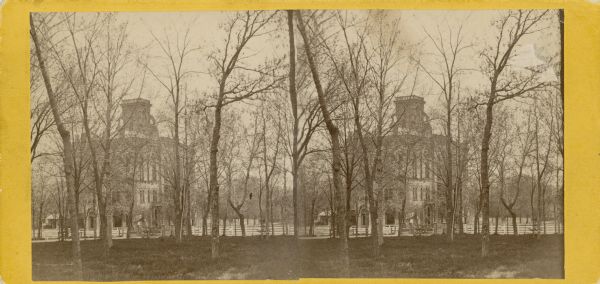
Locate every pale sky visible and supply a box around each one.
[106,10,560,121]
[47,10,561,136]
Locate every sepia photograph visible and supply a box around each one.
[29,9,564,280]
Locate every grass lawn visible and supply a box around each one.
[32,234,563,280]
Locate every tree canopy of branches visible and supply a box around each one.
[477,10,550,257]
[203,11,282,258]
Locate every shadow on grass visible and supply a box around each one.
[32,234,563,280]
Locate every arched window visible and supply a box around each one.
[151,163,155,181]
[419,152,423,179]
[146,160,150,182]
[412,153,417,178]
[135,161,143,180]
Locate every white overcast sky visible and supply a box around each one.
[61,10,561,134]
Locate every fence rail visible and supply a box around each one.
[32,218,563,241]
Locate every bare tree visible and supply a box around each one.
[500,110,533,235]
[203,11,281,258]
[30,13,82,275]
[416,21,470,242]
[532,95,554,238]
[30,73,57,163]
[39,13,137,257]
[296,10,349,273]
[116,135,150,238]
[477,10,550,257]
[258,102,282,236]
[144,24,198,242]
[226,112,261,237]
[319,11,409,254]
[285,10,325,238]
[32,160,52,239]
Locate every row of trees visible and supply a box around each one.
[30,9,562,275]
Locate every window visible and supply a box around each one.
[420,153,424,179]
[146,161,150,182]
[425,161,430,178]
[420,187,423,200]
[413,187,417,201]
[426,186,430,200]
[152,164,157,181]
[385,188,393,201]
[153,190,158,202]
[147,190,151,203]
[385,212,395,225]
[139,158,144,181]
[412,154,417,178]
[140,190,145,204]
[143,161,147,181]
[421,153,425,179]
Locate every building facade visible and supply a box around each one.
[79,98,175,235]
[356,95,451,232]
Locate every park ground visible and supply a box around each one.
[32,234,563,280]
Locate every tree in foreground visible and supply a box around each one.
[145,24,198,243]
[226,112,261,237]
[296,10,349,273]
[203,11,282,258]
[477,10,550,257]
[30,13,82,275]
[417,21,470,242]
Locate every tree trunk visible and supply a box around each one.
[377,189,384,246]
[542,185,547,235]
[494,210,500,235]
[202,215,208,236]
[511,212,518,235]
[369,206,379,256]
[397,197,406,237]
[209,102,223,258]
[37,203,44,239]
[30,14,82,275]
[222,214,227,236]
[106,207,113,251]
[530,181,536,235]
[309,200,315,236]
[127,201,134,239]
[239,214,246,237]
[474,201,481,235]
[480,99,494,257]
[287,10,301,239]
[445,109,455,242]
[270,194,275,236]
[296,11,348,273]
[93,195,98,240]
[536,179,544,239]
[458,184,464,234]
[186,185,193,238]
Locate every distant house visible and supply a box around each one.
[43,214,59,229]
[316,211,331,225]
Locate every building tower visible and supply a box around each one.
[394,95,431,135]
[120,98,158,138]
